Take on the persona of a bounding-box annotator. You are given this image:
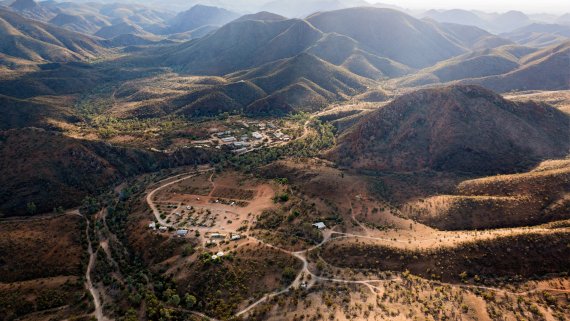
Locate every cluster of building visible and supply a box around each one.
[207,232,241,241]
[189,120,293,154]
[149,221,244,242]
[216,129,261,155]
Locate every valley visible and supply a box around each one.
[0,0,569,320]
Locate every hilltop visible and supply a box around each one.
[165,4,239,34]
[331,85,570,174]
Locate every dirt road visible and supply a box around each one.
[82,212,112,321]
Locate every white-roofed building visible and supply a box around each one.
[221,136,237,143]
[176,229,189,237]
[312,222,326,230]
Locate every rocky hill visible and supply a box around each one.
[331,85,570,174]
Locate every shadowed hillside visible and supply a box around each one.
[306,7,468,68]
[231,53,373,112]
[0,128,215,217]
[0,9,110,68]
[161,18,324,75]
[502,23,570,47]
[0,94,79,129]
[402,159,570,230]
[459,41,570,92]
[392,45,535,87]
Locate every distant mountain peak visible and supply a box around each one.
[10,0,37,11]
[234,11,287,23]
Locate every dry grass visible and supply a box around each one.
[0,214,84,282]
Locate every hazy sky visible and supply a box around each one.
[376,0,570,13]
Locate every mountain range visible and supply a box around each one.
[392,41,570,92]
[423,9,532,34]
[0,3,569,121]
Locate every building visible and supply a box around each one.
[221,136,237,143]
[233,147,248,154]
[312,222,326,230]
[252,132,263,140]
[231,234,241,241]
[233,141,250,148]
[210,233,226,239]
[217,251,224,257]
[159,226,168,232]
[216,130,232,136]
[274,132,284,139]
[149,222,156,229]
[176,229,189,237]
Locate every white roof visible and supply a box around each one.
[312,222,326,229]
[217,251,224,257]
[211,255,218,260]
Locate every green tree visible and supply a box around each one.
[184,293,197,309]
[81,196,100,215]
[168,294,180,306]
[26,202,37,215]
[182,245,194,257]
[282,267,297,282]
